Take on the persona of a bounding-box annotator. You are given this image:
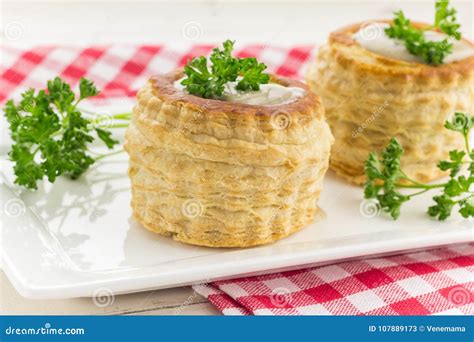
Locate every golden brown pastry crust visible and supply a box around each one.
[307,20,474,185]
[125,71,333,247]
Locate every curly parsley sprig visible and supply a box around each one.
[385,0,462,65]
[434,0,461,39]
[4,77,130,190]
[181,40,270,99]
[364,112,474,220]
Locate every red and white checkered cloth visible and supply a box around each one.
[193,244,474,315]
[1,44,473,316]
[0,44,314,104]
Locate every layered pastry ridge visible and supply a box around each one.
[306,21,474,185]
[125,70,334,247]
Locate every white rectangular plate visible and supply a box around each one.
[1,106,473,299]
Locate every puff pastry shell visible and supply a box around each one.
[125,71,333,247]
[306,21,474,185]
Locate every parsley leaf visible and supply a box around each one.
[438,150,466,177]
[236,57,270,91]
[181,40,269,99]
[4,77,121,190]
[79,77,100,100]
[385,0,462,65]
[435,0,461,39]
[364,112,474,221]
[364,139,410,219]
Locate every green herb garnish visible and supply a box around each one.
[4,77,130,190]
[181,40,270,99]
[364,112,474,220]
[434,0,461,39]
[385,0,462,65]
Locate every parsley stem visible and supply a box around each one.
[399,171,434,188]
[94,149,124,161]
[406,188,431,197]
[78,107,132,121]
[71,98,82,112]
[453,194,473,205]
[464,133,471,153]
[396,183,446,190]
[110,112,132,120]
[105,123,129,129]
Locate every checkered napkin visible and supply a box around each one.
[0,44,314,104]
[193,244,474,315]
[1,45,473,316]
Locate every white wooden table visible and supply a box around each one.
[1,272,219,315]
[1,0,472,315]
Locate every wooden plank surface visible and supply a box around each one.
[0,272,219,315]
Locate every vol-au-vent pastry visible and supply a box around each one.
[125,47,333,247]
[307,13,474,184]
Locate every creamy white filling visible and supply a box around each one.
[353,23,474,64]
[174,79,304,105]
